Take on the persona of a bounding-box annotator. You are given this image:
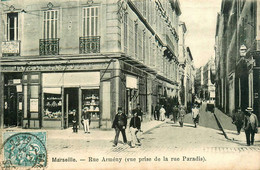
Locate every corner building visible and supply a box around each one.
[0,0,181,129]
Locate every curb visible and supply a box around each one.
[213,110,229,140]
[143,121,166,134]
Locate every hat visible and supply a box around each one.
[118,107,122,111]
[245,107,253,112]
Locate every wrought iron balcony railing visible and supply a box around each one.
[2,40,20,57]
[39,38,59,55]
[79,36,100,54]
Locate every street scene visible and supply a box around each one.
[0,0,260,169]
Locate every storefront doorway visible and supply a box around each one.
[4,73,23,128]
[64,88,79,128]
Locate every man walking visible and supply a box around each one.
[132,103,143,122]
[192,104,200,128]
[243,107,258,146]
[129,111,141,148]
[112,107,127,147]
[132,103,143,132]
[82,108,91,134]
[232,107,244,135]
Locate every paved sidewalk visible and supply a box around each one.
[1,119,166,142]
[214,108,260,146]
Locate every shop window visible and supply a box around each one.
[43,88,62,119]
[82,89,100,120]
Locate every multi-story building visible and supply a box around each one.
[178,21,186,105]
[0,0,181,129]
[185,47,195,109]
[202,57,215,101]
[194,66,203,99]
[215,0,260,122]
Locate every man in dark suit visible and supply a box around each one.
[112,107,127,147]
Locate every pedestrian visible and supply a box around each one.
[243,107,258,146]
[192,104,200,128]
[72,111,78,133]
[82,108,91,134]
[232,107,244,135]
[178,106,186,127]
[154,103,160,120]
[132,103,143,132]
[132,103,143,122]
[129,110,141,148]
[172,105,179,123]
[112,107,127,147]
[159,105,166,121]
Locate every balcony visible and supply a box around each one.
[79,36,100,54]
[2,41,20,57]
[39,38,59,55]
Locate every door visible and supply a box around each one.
[64,88,79,128]
[4,86,18,127]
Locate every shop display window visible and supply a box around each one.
[82,89,100,120]
[43,88,62,120]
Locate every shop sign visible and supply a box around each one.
[2,41,20,54]
[126,75,138,89]
[1,63,107,72]
[30,99,38,112]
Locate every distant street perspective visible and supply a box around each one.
[1,0,260,169]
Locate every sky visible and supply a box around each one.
[179,0,222,68]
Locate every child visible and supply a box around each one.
[72,112,78,133]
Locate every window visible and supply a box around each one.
[43,10,58,39]
[123,13,128,53]
[83,7,99,36]
[134,22,138,59]
[7,13,18,41]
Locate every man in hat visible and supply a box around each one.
[243,107,258,146]
[112,107,127,147]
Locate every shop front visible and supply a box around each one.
[41,72,101,129]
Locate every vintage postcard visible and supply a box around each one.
[0,0,260,169]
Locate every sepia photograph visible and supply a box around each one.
[0,0,259,169]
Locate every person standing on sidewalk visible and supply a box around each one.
[178,106,186,127]
[159,105,166,121]
[129,111,141,148]
[192,104,200,128]
[154,103,160,120]
[72,112,78,133]
[232,107,244,135]
[172,105,179,123]
[243,107,258,146]
[112,107,127,147]
[82,108,91,134]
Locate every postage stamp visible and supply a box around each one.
[2,132,47,168]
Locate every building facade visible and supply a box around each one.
[194,66,203,99]
[0,0,181,129]
[215,0,260,122]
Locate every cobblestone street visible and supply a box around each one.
[46,122,260,169]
